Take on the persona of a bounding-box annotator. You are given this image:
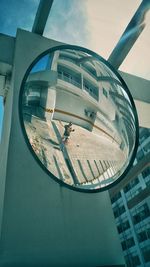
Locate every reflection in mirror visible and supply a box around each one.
[21,47,138,191]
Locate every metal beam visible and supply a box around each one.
[119,71,150,104]
[108,0,150,69]
[0,34,15,66]
[32,0,54,35]
[0,34,15,76]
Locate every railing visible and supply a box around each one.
[58,72,82,89]
[58,72,98,100]
[83,85,98,101]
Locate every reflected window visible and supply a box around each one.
[103,88,108,98]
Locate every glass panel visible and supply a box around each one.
[20,46,138,191]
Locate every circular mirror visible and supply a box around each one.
[20,45,139,192]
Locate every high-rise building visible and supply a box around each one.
[110,127,150,267]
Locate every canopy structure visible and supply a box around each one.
[0,1,149,266]
[0,0,150,128]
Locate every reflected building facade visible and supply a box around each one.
[22,47,137,190]
[111,127,150,266]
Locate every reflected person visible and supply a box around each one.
[60,122,75,151]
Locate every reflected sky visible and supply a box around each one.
[31,55,50,73]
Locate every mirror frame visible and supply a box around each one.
[19,44,139,193]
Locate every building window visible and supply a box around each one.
[125,254,141,267]
[123,177,139,194]
[113,205,126,218]
[147,228,150,239]
[117,220,130,233]
[121,237,135,250]
[121,241,127,251]
[111,192,121,204]
[142,245,150,263]
[133,204,150,224]
[143,141,150,153]
[103,88,108,98]
[139,128,150,143]
[136,149,144,161]
[124,183,131,193]
[130,177,139,187]
[138,229,149,242]
[142,167,150,179]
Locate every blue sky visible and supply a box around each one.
[0,0,90,140]
[0,0,149,139]
[0,0,39,139]
[0,0,40,36]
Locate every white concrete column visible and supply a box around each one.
[43,86,56,121]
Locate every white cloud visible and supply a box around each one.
[43,0,149,80]
[83,0,141,58]
[44,0,90,47]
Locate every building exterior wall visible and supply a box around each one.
[111,127,150,267]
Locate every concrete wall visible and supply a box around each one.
[54,89,94,131]
[0,29,125,266]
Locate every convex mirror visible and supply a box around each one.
[20,45,139,192]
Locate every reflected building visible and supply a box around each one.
[22,48,137,190]
[110,127,150,266]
